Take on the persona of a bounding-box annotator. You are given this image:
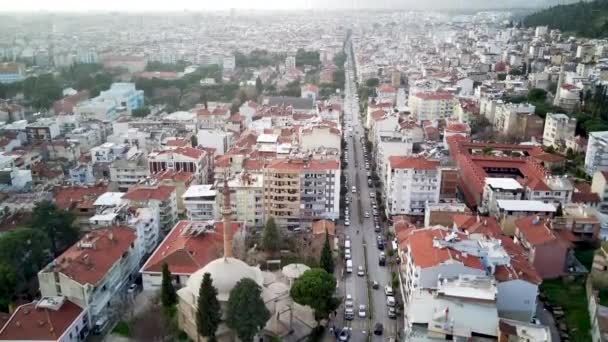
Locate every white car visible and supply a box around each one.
[351,186,357,193]
[358,305,366,318]
[357,266,365,276]
[385,285,394,296]
[386,296,396,307]
[344,220,350,226]
[364,212,370,218]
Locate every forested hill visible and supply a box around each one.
[524,0,608,38]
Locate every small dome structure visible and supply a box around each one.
[186,257,264,301]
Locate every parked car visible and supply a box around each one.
[385,285,394,296]
[372,281,380,289]
[364,212,370,218]
[388,307,397,319]
[339,327,351,341]
[357,266,365,276]
[387,296,396,307]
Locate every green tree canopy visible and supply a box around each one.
[28,200,78,256]
[197,273,221,342]
[365,78,380,88]
[161,263,177,311]
[261,217,281,254]
[319,229,334,274]
[290,268,338,321]
[225,278,271,342]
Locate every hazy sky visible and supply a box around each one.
[1,0,565,12]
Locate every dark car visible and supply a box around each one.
[379,256,386,266]
[373,323,383,335]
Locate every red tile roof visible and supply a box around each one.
[312,220,336,236]
[53,185,107,211]
[266,158,339,171]
[377,84,396,93]
[572,192,601,204]
[43,226,136,286]
[154,146,205,159]
[0,299,83,341]
[414,91,454,101]
[403,228,483,269]
[452,214,502,237]
[152,170,194,184]
[141,220,240,275]
[514,216,558,246]
[123,185,175,202]
[446,123,470,133]
[494,236,542,285]
[388,157,439,170]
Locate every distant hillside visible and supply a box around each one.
[524,0,608,38]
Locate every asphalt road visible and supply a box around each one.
[333,42,396,342]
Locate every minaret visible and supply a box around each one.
[222,178,233,258]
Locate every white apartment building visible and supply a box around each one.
[90,142,129,164]
[196,129,234,155]
[183,184,218,221]
[38,227,138,328]
[408,91,455,123]
[376,135,414,186]
[543,113,577,149]
[299,126,341,152]
[148,147,209,184]
[69,164,95,185]
[66,127,103,152]
[386,157,441,216]
[481,178,524,215]
[524,176,574,205]
[123,185,178,232]
[492,102,536,135]
[586,131,608,176]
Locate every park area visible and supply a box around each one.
[540,276,591,342]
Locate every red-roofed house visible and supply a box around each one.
[38,226,138,328]
[0,297,88,342]
[514,216,570,279]
[386,157,441,216]
[376,84,397,102]
[398,226,542,323]
[195,105,230,129]
[153,170,195,214]
[53,185,107,227]
[140,220,241,290]
[123,185,178,231]
[148,147,209,184]
[301,84,319,102]
[53,91,90,115]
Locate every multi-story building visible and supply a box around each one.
[0,296,88,342]
[69,164,95,185]
[543,113,577,150]
[285,56,296,70]
[397,227,541,329]
[492,102,543,139]
[408,91,455,123]
[183,184,218,221]
[109,151,150,191]
[223,172,264,228]
[585,131,608,176]
[385,157,441,216]
[26,119,60,143]
[0,62,25,84]
[481,178,524,215]
[123,184,178,232]
[148,147,209,184]
[98,83,144,113]
[264,158,340,230]
[90,142,129,164]
[37,227,138,328]
[375,135,414,186]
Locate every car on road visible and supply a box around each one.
[370,192,375,198]
[344,220,350,226]
[338,327,351,341]
[379,255,386,266]
[385,285,394,296]
[373,210,379,216]
[358,305,366,318]
[364,212,370,218]
[351,186,357,193]
[345,249,351,260]
[357,266,365,276]
[374,323,384,335]
[374,224,381,232]
[372,281,380,289]
[388,307,397,319]
[386,296,396,307]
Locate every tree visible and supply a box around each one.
[28,201,78,256]
[290,268,338,321]
[261,217,280,254]
[161,263,177,313]
[255,77,263,95]
[555,203,564,217]
[528,88,548,102]
[225,278,270,342]
[196,273,221,342]
[365,78,380,88]
[132,107,151,118]
[319,229,334,274]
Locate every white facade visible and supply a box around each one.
[408,92,455,123]
[586,131,608,176]
[69,164,95,185]
[386,158,441,216]
[183,185,218,221]
[90,142,129,164]
[543,113,577,149]
[481,178,524,215]
[196,129,234,155]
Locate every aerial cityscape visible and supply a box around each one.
[0,1,608,342]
